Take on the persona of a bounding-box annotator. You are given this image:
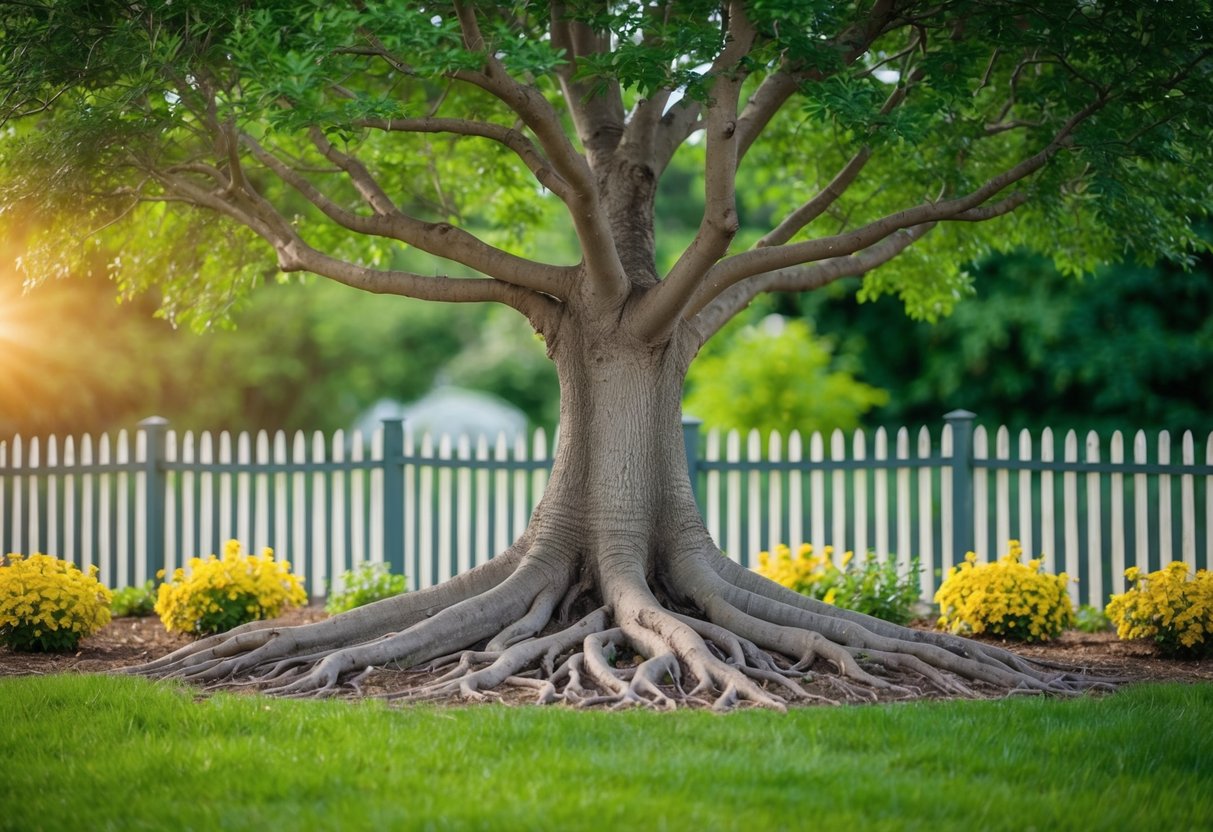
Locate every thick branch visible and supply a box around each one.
[550,2,626,164]
[690,223,936,346]
[734,0,903,162]
[756,71,922,249]
[276,237,553,316]
[452,1,627,306]
[242,134,574,297]
[632,2,755,339]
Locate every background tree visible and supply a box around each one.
[684,314,888,436]
[2,0,1210,708]
[789,248,1213,436]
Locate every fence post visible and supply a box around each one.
[139,416,169,584]
[945,409,977,560]
[381,418,405,578]
[682,416,702,507]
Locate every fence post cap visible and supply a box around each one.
[138,416,170,428]
[943,409,977,421]
[681,415,703,428]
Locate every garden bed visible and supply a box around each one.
[2,607,1210,704]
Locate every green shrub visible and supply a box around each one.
[1106,562,1213,658]
[0,553,112,652]
[111,580,157,617]
[325,562,407,614]
[1074,604,1112,633]
[755,543,921,625]
[155,540,307,636]
[934,540,1073,642]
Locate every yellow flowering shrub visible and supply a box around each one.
[934,540,1073,642]
[756,543,920,625]
[0,554,112,652]
[155,540,307,636]
[1106,562,1213,659]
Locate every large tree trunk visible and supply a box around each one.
[128,310,1110,708]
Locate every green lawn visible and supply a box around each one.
[1,675,1210,831]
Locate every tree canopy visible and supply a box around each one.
[2,1,1210,332]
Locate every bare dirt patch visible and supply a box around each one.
[3,609,1209,704]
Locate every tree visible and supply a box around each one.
[684,314,888,436]
[2,0,1209,708]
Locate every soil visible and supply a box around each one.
[3,607,1210,704]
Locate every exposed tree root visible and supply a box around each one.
[124,534,1122,710]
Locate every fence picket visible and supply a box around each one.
[1134,431,1150,574]
[1159,431,1173,563]
[768,431,783,556]
[874,427,889,562]
[1041,428,1056,575]
[810,431,826,557]
[1182,431,1196,570]
[46,436,58,558]
[474,436,490,567]
[457,434,473,576]
[995,426,1010,555]
[894,427,910,573]
[1063,431,1080,602]
[1085,431,1102,607]
[63,437,76,568]
[310,431,327,596]
[1018,430,1034,558]
[331,430,347,591]
[853,429,868,559]
[27,437,39,556]
[973,427,989,561]
[830,430,846,564]
[1110,432,1126,595]
[917,427,934,598]
[788,431,803,552]
[940,424,953,572]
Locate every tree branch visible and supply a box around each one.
[151,164,552,316]
[631,1,755,340]
[693,97,1107,313]
[755,71,922,249]
[550,1,626,164]
[241,133,574,297]
[690,223,936,347]
[734,0,904,163]
[353,116,572,201]
[451,0,628,306]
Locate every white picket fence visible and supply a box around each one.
[2,415,1210,606]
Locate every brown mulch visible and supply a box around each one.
[2,608,1210,701]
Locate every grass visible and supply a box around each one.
[1,676,1210,832]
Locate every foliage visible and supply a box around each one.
[0,554,111,652]
[111,580,157,618]
[787,249,1213,435]
[934,541,1073,642]
[685,317,887,437]
[756,543,920,625]
[1106,562,1213,659]
[1073,604,1112,634]
[324,562,407,615]
[155,540,307,636]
